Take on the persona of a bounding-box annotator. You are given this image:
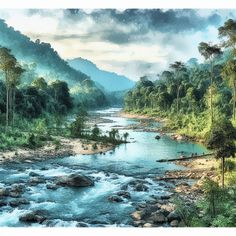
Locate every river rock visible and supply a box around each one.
[143,223,153,227]
[167,211,181,222]
[19,210,48,223]
[135,184,148,192]
[131,211,142,221]
[76,222,89,227]
[155,135,161,140]
[56,174,94,187]
[0,200,7,207]
[107,195,123,203]
[116,191,131,199]
[9,198,30,207]
[46,184,59,190]
[149,212,166,223]
[28,177,46,185]
[0,188,9,197]
[8,191,22,198]
[170,220,179,227]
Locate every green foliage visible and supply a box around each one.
[70,112,88,138]
[91,125,101,138]
[173,197,198,227]
[174,178,236,227]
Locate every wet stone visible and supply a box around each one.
[107,195,123,203]
[19,210,48,224]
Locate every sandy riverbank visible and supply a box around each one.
[119,111,168,123]
[0,137,115,164]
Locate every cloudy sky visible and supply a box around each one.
[0,9,235,80]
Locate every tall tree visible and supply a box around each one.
[218,19,236,56]
[0,47,17,127]
[198,42,222,123]
[9,65,24,126]
[207,119,236,187]
[221,59,236,119]
[170,61,186,113]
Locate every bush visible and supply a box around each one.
[219,159,236,173]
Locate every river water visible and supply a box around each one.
[0,108,208,227]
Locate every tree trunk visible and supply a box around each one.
[5,71,8,128]
[210,60,214,124]
[222,157,225,188]
[233,82,236,120]
[9,88,12,127]
[12,88,15,127]
[177,85,180,113]
[6,88,9,127]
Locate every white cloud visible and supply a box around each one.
[0,9,231,80]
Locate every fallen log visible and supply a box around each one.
[156,153,214,163]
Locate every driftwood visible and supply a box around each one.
[156,153,213,163]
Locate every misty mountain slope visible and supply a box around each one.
[68,57,135,92]
[0,19,89,86]
[0,19,110,107]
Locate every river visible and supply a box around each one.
[0,108,208,227]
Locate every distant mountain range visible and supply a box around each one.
[68,58,135,92]
[0,18,133,107]
[0,19,90,87]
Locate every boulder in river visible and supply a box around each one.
[19,210,48,224]
[9,198,30,207]
[0,200,7,207]
[155,135,161,140]
[135,183,148,192]
[108,195,123,203]
[149,212,166,224]
[56,173,94,187]
[0,188,9,197]
[116,191,131,199]
[46,184,59,190]
[131,211,142,221]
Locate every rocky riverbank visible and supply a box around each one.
[0,137,115,164]
[130,155,219,227]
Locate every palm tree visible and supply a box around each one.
[170,61,186,114]
[198,42,222,123]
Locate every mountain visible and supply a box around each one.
[67,57,135,92]
[0,19,90,86]
[0,19,108,107]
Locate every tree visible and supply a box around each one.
[0,47,17,127]
[109,129,119,140]
[49,80,73,114]
[91,124,100,138]
[221,59,236,119]
[206,118,236,187]
[123,132,129,142]
[31,77,47,90]
[70,111,88,138]
[170,61,186,113]
[8,65,24,126]
[198,42,222,123]
[218,19,236,56]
